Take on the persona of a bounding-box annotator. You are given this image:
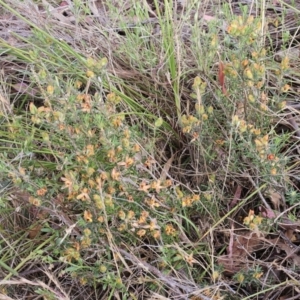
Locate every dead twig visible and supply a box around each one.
[246,174,273,211]
[117,247,212,300]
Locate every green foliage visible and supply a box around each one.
[1,0,300,299]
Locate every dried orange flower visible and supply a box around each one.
[148,219,159,231]
[151,180,163,193]
[84,210,93,222]
[132,143,141,152]
[118,156,134,168]
[76,155,89,164]
[64,247,80,262]
[98,216,104,223]
[281,84,290,93]
[111,168,121,181]
[165,224,177,236]
[185,253,196,267]
[118,223,127,232]
[139,181,151,192]
[100,172,108,181]
[85,144,95,157]
[182,196,192,207]
[164,179,173,187]
[281,56,289,70]
[77,188,91,201]
[118,210,126,220]
[86,70,95,78]
[37,188,47,196]
[138,211,149,224]
[106,186,116,195]
[112,116,123,128]
[152,230,160,239]
[19,167,26,176]
[253,272,263,279]
[107,149,116,162]
[29,196,41,206]
[81,236,91,248]
[137,229,146,237]
[145,197,160,209]
[144,157,156,168]
[127,210,135,220]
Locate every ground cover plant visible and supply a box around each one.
[1,0,300,299]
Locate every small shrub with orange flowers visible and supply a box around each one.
[0,59,206,295]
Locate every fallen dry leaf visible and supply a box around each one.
[229,184,242,209]
[203,15,216,22]
[12,83,38,97]
[259,206,276,219]
[218,232,264,274]
[277,240,300,267]
[265,188,283,210]
[28,223,42,239]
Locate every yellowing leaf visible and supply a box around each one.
[154,117,163,128]
[29,102,37,115]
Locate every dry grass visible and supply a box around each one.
[1,0,300,299]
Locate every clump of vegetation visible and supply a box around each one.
[1,0,300,299]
